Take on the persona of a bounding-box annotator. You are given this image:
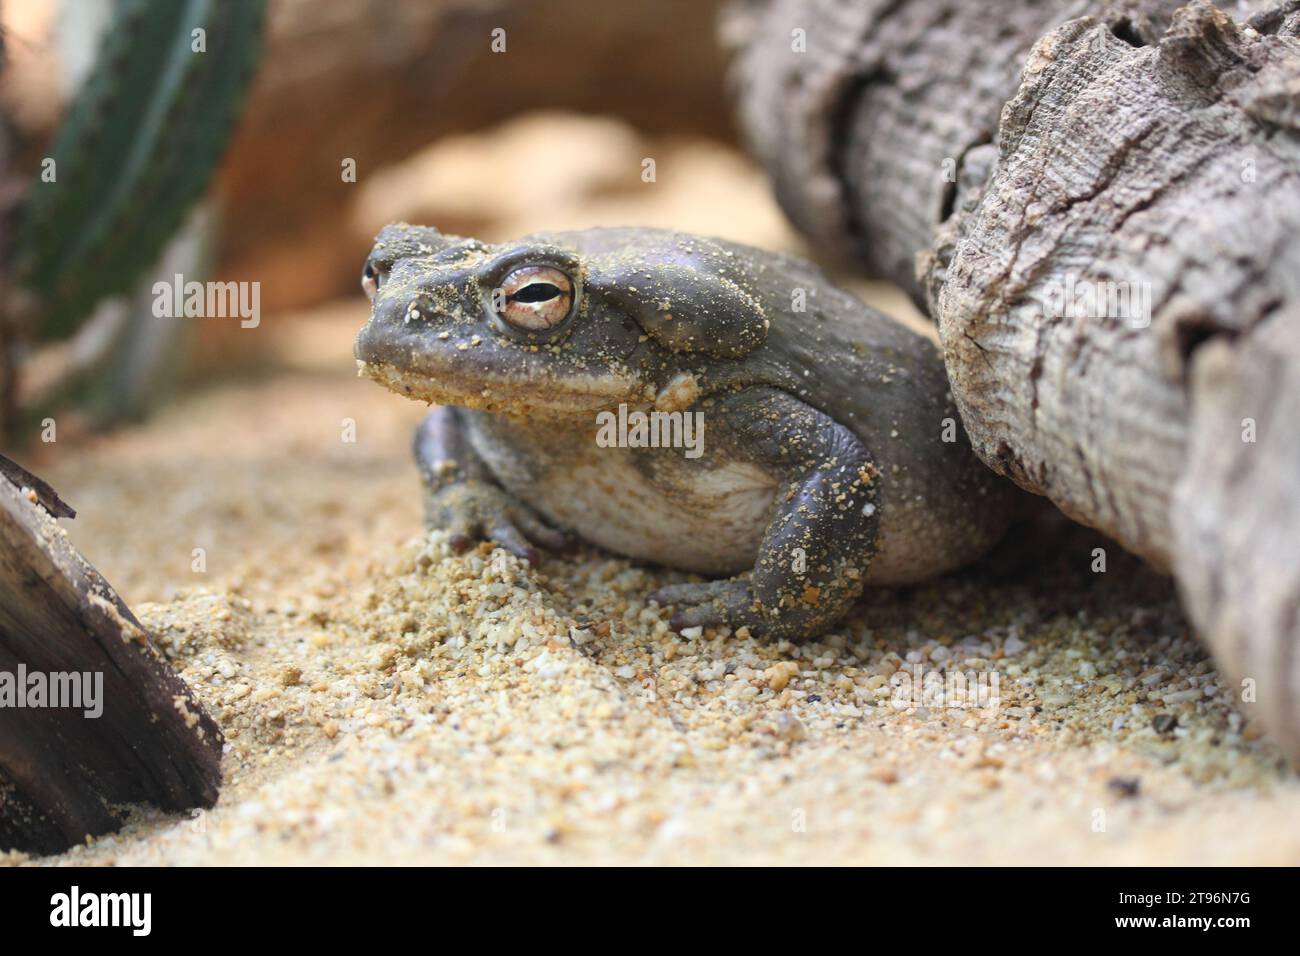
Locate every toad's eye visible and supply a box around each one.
[361,262,385,302]
[494,265,574,331]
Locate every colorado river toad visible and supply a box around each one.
[354,224,1019,640]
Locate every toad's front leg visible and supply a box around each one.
[651,387,881,641]
[414,405,570,562]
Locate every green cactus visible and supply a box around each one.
[16,0,266,342]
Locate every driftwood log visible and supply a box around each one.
[0,455,222,854]
[730,0,1300,757]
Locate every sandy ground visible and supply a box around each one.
[5,117,1299,865]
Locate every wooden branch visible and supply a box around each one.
[726,0,1101,301]
[0,457,222,854]
[731,0,1300,757]
[1174,307,1300,757]
[726,1,1282,295]
[931,1,1300,560]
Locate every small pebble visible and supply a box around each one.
[1152,713,1178,735]
[1107,777,1140,798]
[772,712,806,742]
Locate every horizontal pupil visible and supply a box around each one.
[510,283,562,304]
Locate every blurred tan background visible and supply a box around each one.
[2,0,917,365]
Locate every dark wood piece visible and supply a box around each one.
[0,458,221,854]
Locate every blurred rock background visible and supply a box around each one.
[2,0,918,405]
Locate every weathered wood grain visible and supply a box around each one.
[1175,307,1300,759]
[730,0,1300,757]
[0,458,222,854]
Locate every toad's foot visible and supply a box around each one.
[650,578,762,632]
[650,573,856,642]
[428,480,571,563]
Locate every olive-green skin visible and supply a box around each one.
[355,224,1019,639]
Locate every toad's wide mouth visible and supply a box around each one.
[355,358,652,420]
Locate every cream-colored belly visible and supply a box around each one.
[471,419,779,575]
[534,454,779,575]
[467,414,970,585]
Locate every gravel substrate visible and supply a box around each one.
[3,309,1295,866]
